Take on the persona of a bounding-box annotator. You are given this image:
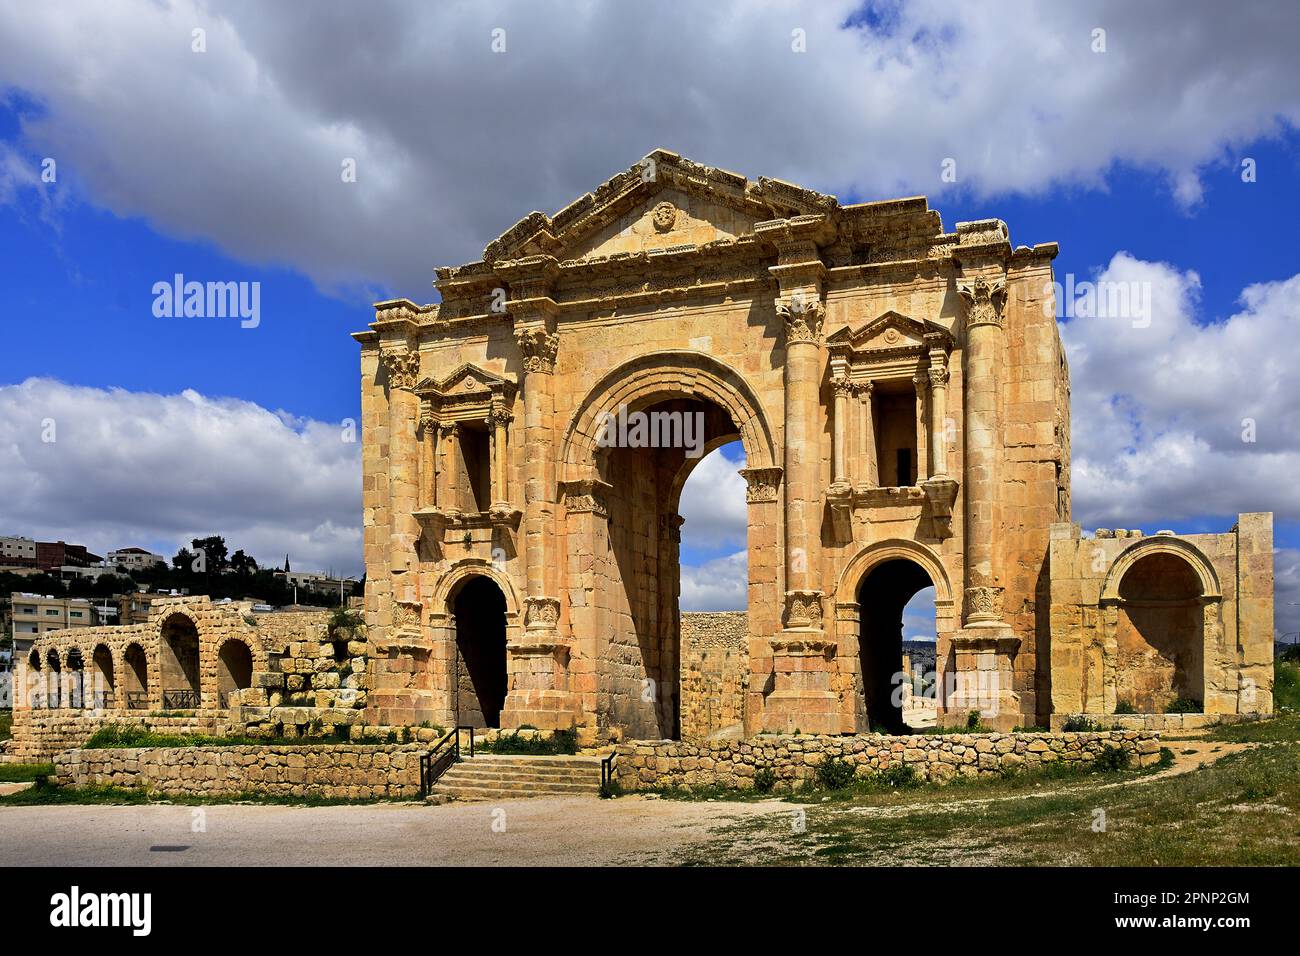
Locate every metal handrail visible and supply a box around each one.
[162,689,200,710]
[125,691,149,710]
[601,751,618,791]
[418,726,480,797]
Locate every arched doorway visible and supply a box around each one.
[27,650,42,708]
[217,639,254,707]
[66,648,85,709]
[123,642,149,708]
[452,576,508,728]
[92,644,115,709]
[45,650,62,708]
[858,559,937,732]
[159,613,201,709]
[1113,552,1205,712]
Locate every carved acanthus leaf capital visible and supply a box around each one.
[380,348,421,390]
[956,274,1008,330]
[777,294,825,347]
[516,327,559,374]
[739,466,782,504]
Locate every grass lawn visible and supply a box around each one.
[0,763,53,783]
[0,710,11,741]
[678,722,1300,866]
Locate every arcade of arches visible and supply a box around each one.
[357,150,1275,740]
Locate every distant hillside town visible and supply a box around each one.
[0,533,362,706]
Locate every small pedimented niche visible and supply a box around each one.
[416,363,517,422]
[826,311,952,368]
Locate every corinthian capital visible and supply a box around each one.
[956,274,1008,330]
[516,327,559,374]
[777,293,824,347]
[380,348,421,390]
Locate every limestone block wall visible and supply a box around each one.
[680,612,748,741]
[54,744,424,800]
[614,729,1161,791]
[1048,515,1273,725]
[7,712,226,762]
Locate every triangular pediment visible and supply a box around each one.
[828,311,951,354]
[418,363,514,399]
[481,149,840,265]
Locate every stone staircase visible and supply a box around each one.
[425,754,603,804]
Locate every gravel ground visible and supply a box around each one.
[0,795,790,867]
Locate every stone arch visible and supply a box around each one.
[559,350,777,483]
[1100,536,1220,603]
[446,571,511,729]
[66,646,86,709]
[91,643,115,709]
[122,641,150,707]
[1099,537,1218,714]
[835,539,954,732]
[45,648,63,708]
[432,560,522,621]
[158,610,202,709]
[216,637,255,706]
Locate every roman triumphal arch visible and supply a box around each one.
[355,149,1275,740]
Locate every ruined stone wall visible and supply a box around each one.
[680,612,748,741]
[7,712,227,763]
[615,729,1161,791]
[54,744,423,800]
[1048,516,1273,725]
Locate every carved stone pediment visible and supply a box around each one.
[827,310,952,361]
[416,363,517,424]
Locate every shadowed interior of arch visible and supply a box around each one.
[1110,552,1205,712]
[452,576,508,728]
[600,396,743,740]
[859,558,937,733]
[159,614,201,708]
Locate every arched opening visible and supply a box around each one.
[217,639,254,707]
[159,613,201,709]
[92,644,115,709]
[66,648,85,709]
[677,439,749,741]
[452,576,508,728]
[599,397,742,740]
[1114,552,1205,712]
[858,558,937,733]
[27,650,42,708]
[123,643,149,708]
[45,650,62,708]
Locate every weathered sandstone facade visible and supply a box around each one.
[353,149,1274,740]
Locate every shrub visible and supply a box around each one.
[1165,697,1203,714]
[965,710,984,730]
[477,728,579,756]
[814,755,857,790]
[1275,660,1300,712]
[1093,745,1131,772]
[753,766,777,793]
[1062,715,1102,732]
[328,607,363,637]
[1114,700,1136,714]
[1157,746,1176,769]
[878,764,919,789]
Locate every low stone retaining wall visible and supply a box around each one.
[614,730,1163,791]
[1053,712,1263,732]
[8,712,227,763]
[53,744,424,800]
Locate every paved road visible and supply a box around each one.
[0,795,788,866]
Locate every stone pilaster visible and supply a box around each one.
[380,345,421,599]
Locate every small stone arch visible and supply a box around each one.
[215,637,256,706]
[432,560,522,621]
[122,641,150,707]
[91,644,115,709]
[1100,537,1221,603]
[158,610,202,709]
[559,350,778,483]
[836,538,955,612]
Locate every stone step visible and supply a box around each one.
[425,753,603,803]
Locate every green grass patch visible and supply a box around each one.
[0,779,406,807]
[475,728,579,756]
[0,762,54,783]
[1274,659,1300,712]
[1203,711,1300,744]
[0,710,11,741]
[82,722,410,750]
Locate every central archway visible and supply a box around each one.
[560,351,777,741]
[452,576,509,728]
[159,612,201,709]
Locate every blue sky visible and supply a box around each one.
[1,1,1298,632]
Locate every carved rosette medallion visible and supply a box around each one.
[784,589,825,629]
[956,275,1007,331]
[524,595,560,630]
[651,201,677,232]
[380,349,421,390]
[965,585,1004,623]
[739,466,783,504]
[777,295,825,347]
[515,327,560,374]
